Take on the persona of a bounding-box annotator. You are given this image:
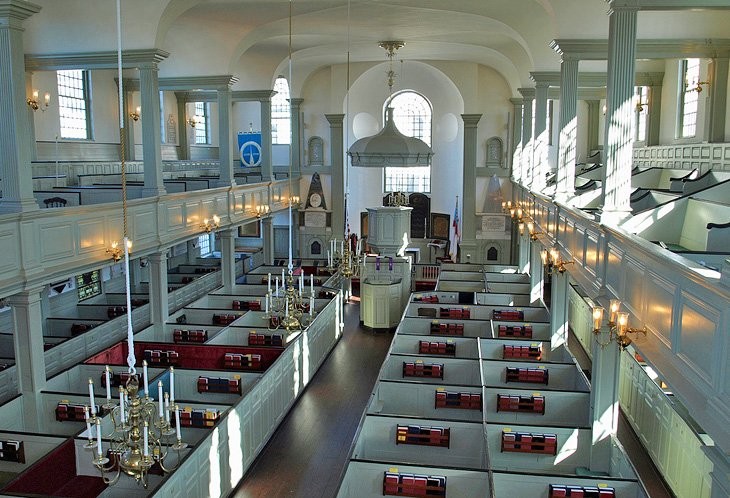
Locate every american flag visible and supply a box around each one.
[449,197,460,262]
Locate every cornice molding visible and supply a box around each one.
[551,39,730,60]
[25,49,169,71]
[232,90,277,102]
[118,75,238,92]
[175,91,217,103]
[0,0,41,23]
[518,87,536,99]
[608,0,730,11]
[530,71,662,89]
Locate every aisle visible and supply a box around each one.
[232,300,392,498]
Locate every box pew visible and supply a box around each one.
[135,323,226,344]
[0,397,24,432]
[227,306,328,329]
[482,360,590,392]
[184,294,262,311]
[45,184,147,205]
[337,461,489,498]
[0,431,67,483]
[83,293,149,307]
[438,271,485,282]
[484,387,591,427]
[630,189,681,214]
[406,303,549,323]
[410,291,459,304]
[209,284,271,296]
[397,317,490,339]
[37,392,109,436]
[475,292,531,307]
[631,167,693,190]
[165,273,202,285]
[490,320,551,341]
[0,366,18,405]
[350,415,487,470]
[77,172,145,185]
[484,282,531,295]
[45,364,167,398]
[480,338,573,363]
[677,171,730,195]
[487,423,593,474]
[83,340,283,374]
[1,438,108,497]
[439,263,483,272]
[390,335,478,359]
[368,382,483,423]
[491,472,645,498]
[105,180,186,193]
[380,355,481,386]
[435,281,485,293]
[206,327,292,347]
[165,368,260,404]
[33,190,81,207]
[167,308,246,327]
[484,272,530,284]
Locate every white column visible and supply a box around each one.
[216,87,235,187]
[600,4,638,225]
[532,82,549,192]
[518,88,535,188]
[8,287,46,430]
[529,242,543,305]
[260,97,273,181]
[148,252,169,330]
[326,114,345,238]
[175,92,189,160]
[290,98,303,175]
[509,98,523,182]
[186,238,199,264]
[556,59,579,202]
[707,58,729,143]
[460,114,482,259]
[0,1,41,213]
[139,64,165,197]
[219,228,236,291]
[586,100,601,155]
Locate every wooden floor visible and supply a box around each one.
[232,300,673,498]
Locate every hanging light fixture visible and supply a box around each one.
[347,41,433,168]
[87,1,187,487]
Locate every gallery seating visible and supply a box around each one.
[383,471,447,497]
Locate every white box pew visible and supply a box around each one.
[175,264,221,274]
[475,292,531,306]
[439,263,484,272]
[491,471,646,498]
[229,303,328,328]
[210,284,270,296]
[631,167,691,190]
[0,432,67,476]
[78,172,145,185]
[484,281,531,295]
[47,184,146,205]
[397,317,491,339]
[0,368,18,405]
[490,320,552,341]
[134,323,226,344]
[480,338,573,363]
[350,415,487,470]
[84,293,148,306]
[406,302,549,323]
[165,368,260,405]
[337,461,490,498]
[33,190,81,207]
[168,308,246,327]
[165,273,201,285]
[48,305,114,321]
[678,171,730,195]
[483,386,591,428]
[485,272,530,284]
[438,271,485,282]
[435,281,485,293]
[410,291,459,304]
[45,364,167,398]
[368,381,484,422]
[206,327,293,347]
[486,423,593,475]
[481,360,590,392]
[483,264,519,273]
[380,354,482,386]
[390,335,479,359]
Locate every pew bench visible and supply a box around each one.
[383,471,447,497]
[496,394,545,414]
[434,390,482,410]
[396,424,450,448]
[501,430,557,455]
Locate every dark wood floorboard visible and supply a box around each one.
[231,299,393,498]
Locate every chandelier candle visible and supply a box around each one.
[119,388,126,424]
[164,392,170,423]
[96,419,103,457]
[175,406,182,441]
[143,422,149,457]
[143,360,149,395]
[169,367,175,403]
[310,274,314,295]
[105,367,111,401]
[158,381,164,418]
[89,379,96,416]
[267,273,272,294]
[85,406,93,440]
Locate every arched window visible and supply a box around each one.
[383,91,432,193]
[272,76,291,145]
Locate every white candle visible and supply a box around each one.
[158,381,164,418]
[104,367,111,401]
[85,406,92,439]
[265,293,269,314]
[285,299,289,318]
[143,360,149,395]
[310,274,314,295]
[281,269,284,284]
[119,388,126,424]
[327,250,330,266]
[96,419,103,456]
[143,422,149,457]
[341,240,344,253]
[169,367,175,403]
[267,273,271,293]
[164,392,170,424]
[310,296,314,317]
[175,406,182,441]
[275,277,279,297]
[88,379,96,416]
[299,274,303,293]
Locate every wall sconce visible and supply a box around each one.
[107,239,132,262]
[527,222,542,241]
[689,81,709,93]
[27,89,50,112]
[200,214,220,233]
[288,195,300,208]
[187,115,200,128]
[518,222,525,236]
[540,247,574,274]
[501,200,513,214]
[635,98,646,113]
[602,104,607,116]
[129,106,141,121]
[592,300,646,348]
[252,205,270,218]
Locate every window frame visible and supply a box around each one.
[677,58,700,139]
[382,90,433,194]
[194,101,210,145]
[57,69,92,140]
[271,76,291,145]
[633,85,649,144]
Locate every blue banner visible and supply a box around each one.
[238,132,262,168]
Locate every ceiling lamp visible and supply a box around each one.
[347,41,433,168]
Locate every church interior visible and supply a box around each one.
[0,0,729,497]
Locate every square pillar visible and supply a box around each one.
[290,98,303,175]
[219,228,236,291]
[518,88,535,188]
[175,92,190,160]
[326,114,345,237]
[460,114,482,259]
[706,58,729,143]
[262,217,275,265]
[509,98,523,182]
[139,64,166,197]
[148,252,169,330]
[556,59,579,201]
[532,82,550,192]
[261,97,273,181]
[590,329,622,473]
[549,270,570,348]
[216,87,235,187]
